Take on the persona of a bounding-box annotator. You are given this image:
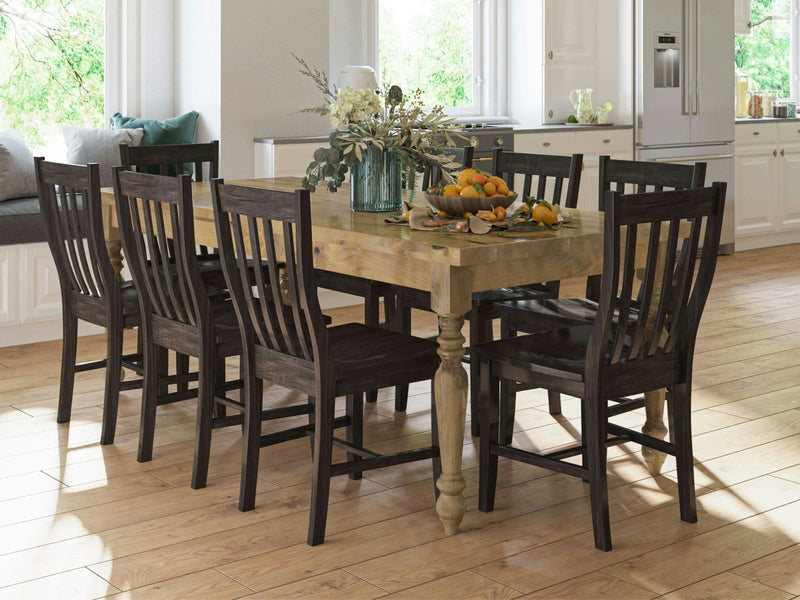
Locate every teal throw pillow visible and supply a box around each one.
[112,111,199,176]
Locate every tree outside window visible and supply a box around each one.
[0,0,104,152]
[735,0,792,95]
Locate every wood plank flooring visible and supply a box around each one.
[0,243,799,599]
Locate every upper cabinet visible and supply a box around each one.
[507,0,633,126]
[735,0,751,34]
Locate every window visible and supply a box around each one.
[735,0,795,98]
[0,0,106,156]
[373,0,503,119]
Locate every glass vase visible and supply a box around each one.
[349,145,402,212]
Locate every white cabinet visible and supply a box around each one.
[734,122,800,250]
[255,141,319,178]
[543,0,597,123]
[515,128,633,210]
[735,0,751,34]
[0,246,19,326]
[20,244,62,323]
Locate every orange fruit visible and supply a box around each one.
[471,172,488,186]
[463,211,473,218]
[460,185,480,197]
[493,205,507,220]
[442,184,459,197]
[403,210,410,222]
[531,202,558,226]
[437,210,447,217]
[483,182,497,196]
[497,181,509,195]
[487,176,505,188]
[456,168,477,187]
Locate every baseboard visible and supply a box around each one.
[0,320,104,348]
[735,231,800,252]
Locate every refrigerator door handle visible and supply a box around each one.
[682,0,691,115]
[693,0,699,115]
[648,153,734,163]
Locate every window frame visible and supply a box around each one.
[368,0,507,120]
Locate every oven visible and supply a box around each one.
[462,124,515,174]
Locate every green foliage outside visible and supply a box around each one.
[735,0,791,93]
[0,0,105,149]
[379,0,473,109]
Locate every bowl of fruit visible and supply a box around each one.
[424,168,517,214]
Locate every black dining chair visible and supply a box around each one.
[476,183,726,551]
[395,149,583,432]
[34,158,144,444]
[211,179,441,546]
[492,156,707,423]
[112,167,246,489]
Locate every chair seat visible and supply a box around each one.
[497,297,643,334]
[329,323,439,394]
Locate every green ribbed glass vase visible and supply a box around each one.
[349,146,402,212]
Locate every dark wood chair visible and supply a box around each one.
[476,183,727,551]
[493,156,708,420]
[119,141,225,389]
[112,167,245,489]
[315,145,474,410]
[210,179,441,546]
[396,149,583,433]
[34,158,144,444]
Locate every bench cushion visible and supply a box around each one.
[0,196,46,244]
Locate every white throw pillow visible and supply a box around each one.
[0,130,37,202]
[63,126,145,188]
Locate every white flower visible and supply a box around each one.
[329,86,382,128]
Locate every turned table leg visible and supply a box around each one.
[430,264,471,534]
[642,388,668,475]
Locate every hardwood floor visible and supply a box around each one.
[0,243,799,599]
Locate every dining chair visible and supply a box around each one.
[395,149,583,432]
[112,167,245,489]
[119,141,225,390]
[493,156,708,422]
[34,158,144,444]
[476,183,727,551]
[315,145,474,410]
[211,179,441,546]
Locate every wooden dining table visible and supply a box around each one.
[100,176,670,536]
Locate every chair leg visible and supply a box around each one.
[430,381,442,501]
[468,306,492,437]
[478,358,500,513]
[585,389,611,551]
[364,287,380,404]
[239,352,262,512]
[346,392,364,480]
[547,390,562,415]
[497,315,518,442]
[176,352,190,393]
[100,321,124,445]
[214,358,227,420]
[672,382,697,524]
[308,389,335,546]
[393,303,412,412]
[138,341,162,463]
[191,340,216,490]
[57,313,78,425]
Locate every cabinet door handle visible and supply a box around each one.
[603,139,610,144]
[773,149,778,157]
[753,131,760,135]
[548,110,553,118]
[781,148,785,156]
[543,142,551,147]
[548,51,553,59]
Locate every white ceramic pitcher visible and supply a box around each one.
[569,88,594,123]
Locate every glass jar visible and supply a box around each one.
[735,74,749,118]
[747,91,764,118]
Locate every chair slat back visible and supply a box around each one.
[119,141,219,182]
[598,156,706,211]
[211,181,324,363]
[492,149,583,208]
[35,158,114,300]
[113,168,204,326]
[422,146,475,189]
[592,184,726,372]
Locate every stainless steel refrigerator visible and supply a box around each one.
[635,0,735,253]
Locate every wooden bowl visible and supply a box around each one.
[424,192,517,215]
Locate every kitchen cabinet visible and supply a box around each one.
[516,128,633,210]
[0,242,69,347]
[735,0,751,34]
[734,122,800,250]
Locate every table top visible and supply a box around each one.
[102,176,607,299]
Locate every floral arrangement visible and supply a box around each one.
[293,54,465,193]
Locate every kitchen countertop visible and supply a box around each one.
[735,117,800,123]
[255,123,633,144]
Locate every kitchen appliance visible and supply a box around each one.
[461,124,514,174]
[635,0,735,253]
